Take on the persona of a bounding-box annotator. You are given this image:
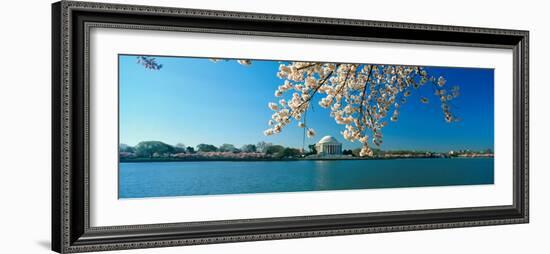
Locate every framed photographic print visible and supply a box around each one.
[52,1,529,253]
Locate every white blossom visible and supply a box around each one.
[268,102,279,111]
[237,59,252,66]
[263,129,274,136]
[437,76,446,87]
[306,128,315,138]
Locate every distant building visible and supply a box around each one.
[316,136,342,156]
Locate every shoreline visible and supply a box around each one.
[119,156,494,163]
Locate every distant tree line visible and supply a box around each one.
[119,141,494,162]
[119,141,309,160]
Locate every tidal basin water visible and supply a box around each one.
[119,158,493,199]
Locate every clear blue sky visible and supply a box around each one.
[119,55,494,152]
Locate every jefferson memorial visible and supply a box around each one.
[315,136,342,156]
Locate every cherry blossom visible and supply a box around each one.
[262,61,461,157]
[137,56,163,70]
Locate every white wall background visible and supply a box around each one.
[0,0,547,253]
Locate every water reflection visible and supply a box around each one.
[313,161,331,190]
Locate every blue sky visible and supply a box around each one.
[119,55,494,152]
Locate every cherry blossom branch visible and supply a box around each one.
[358,65,373,132]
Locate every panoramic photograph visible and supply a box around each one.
[118,55,494,199]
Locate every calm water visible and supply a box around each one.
[119,158,494,198]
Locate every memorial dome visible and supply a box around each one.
[318,136,340,144]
